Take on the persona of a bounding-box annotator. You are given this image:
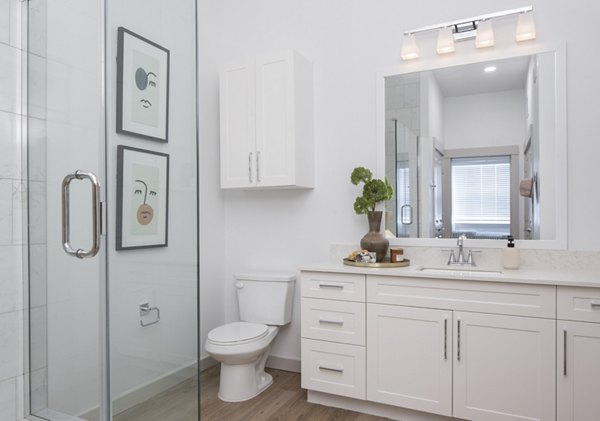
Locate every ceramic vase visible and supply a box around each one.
[360,211,389,262]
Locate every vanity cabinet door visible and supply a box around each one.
[366,304,453,417]
[557,321,600,421]
[453,312,555,421]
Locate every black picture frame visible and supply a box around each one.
[116,146,169,250]
[117,27,170,142]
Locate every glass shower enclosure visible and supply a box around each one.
[26,1,199,420]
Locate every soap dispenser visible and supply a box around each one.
[502,236,520,269]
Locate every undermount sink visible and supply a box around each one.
[417,266,503,276]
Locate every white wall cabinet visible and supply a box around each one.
[557,286,600,421]
[220,50,313,189]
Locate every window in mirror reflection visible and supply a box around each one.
[451,155,510,239]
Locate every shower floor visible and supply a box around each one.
[114,365,390,420]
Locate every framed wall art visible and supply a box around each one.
[117,27,170,142]
[116,146,169,250]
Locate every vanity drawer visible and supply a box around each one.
[301,338,365,400]
[558,286,600,323]
[301,298,365,345]
[301,271,365,302]
[367,276,556,319]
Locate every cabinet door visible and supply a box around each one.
[220,61,255,188]
[366,304,453,416]
[557,321,600,421]
[255,51,294,187]
[453,312,555,421]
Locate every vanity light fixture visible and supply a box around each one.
[484,66,497,73]
[400,33,419,60]
[400,5,534,60]
[436,27,455,55]
[515,11,536,42]
[475,20,495,48]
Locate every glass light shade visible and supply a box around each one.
[401,33,419,60]
[436,27,455,54]
[475,20,495,48]
[516,12,536,42]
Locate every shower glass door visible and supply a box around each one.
[27,1,199,420]
[27,0,108,419]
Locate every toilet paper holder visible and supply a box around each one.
[140,302,160,327]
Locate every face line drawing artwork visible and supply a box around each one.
[135,67,158,109]
[134,178,157,226]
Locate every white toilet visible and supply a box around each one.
[205,272,295,402]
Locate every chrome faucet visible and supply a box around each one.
[447,234,478,266]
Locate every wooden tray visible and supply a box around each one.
[343,258,410,268]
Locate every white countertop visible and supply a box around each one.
[299,261,600,288]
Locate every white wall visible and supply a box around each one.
[443,89,526,150]
[215,0,600,363]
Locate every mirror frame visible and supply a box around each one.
[376,44,567,249]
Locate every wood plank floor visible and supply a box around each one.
[114,365,391,421]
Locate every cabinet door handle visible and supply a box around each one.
[256,151,261,182]
[319,317,344,325]
[318,281,344,289]
[457,319,461,362]
[444,317,448,360]
[591,300,600,309]
[563,328,567,376]
[318,363,344,373]
[248,152,253,183]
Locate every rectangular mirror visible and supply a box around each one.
[379,47,566,248]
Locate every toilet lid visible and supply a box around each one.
[208,322,269,345]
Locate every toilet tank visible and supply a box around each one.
[235,272,296,325]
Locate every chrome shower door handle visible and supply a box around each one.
[401,204,413,225]
[62,170,102,259]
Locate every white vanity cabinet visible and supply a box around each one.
[301,269,562,421]
[219,50,314,189]
[452,312,555,421]
[366,304,453,416]
[300,272,366,400]
[557,287,600,420]
[365,275,556,421]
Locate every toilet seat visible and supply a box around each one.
[207,322,269,346]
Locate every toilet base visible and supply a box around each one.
[216,345,273,402]
[218,370,273,402]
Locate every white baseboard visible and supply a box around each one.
[266,355,301,373]
[80,362,198,420]
[200,355,218,372]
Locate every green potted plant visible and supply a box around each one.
[351,167,394,262]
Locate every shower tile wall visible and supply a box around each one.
[0,0,26,420]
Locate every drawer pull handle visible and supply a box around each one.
[457,319,461,362]
[563,328,568,376]
[444,317,448,360]
[319,317,344,325]
[590,300,600,309]
[318,281,344,289]
[318,363,344,373]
